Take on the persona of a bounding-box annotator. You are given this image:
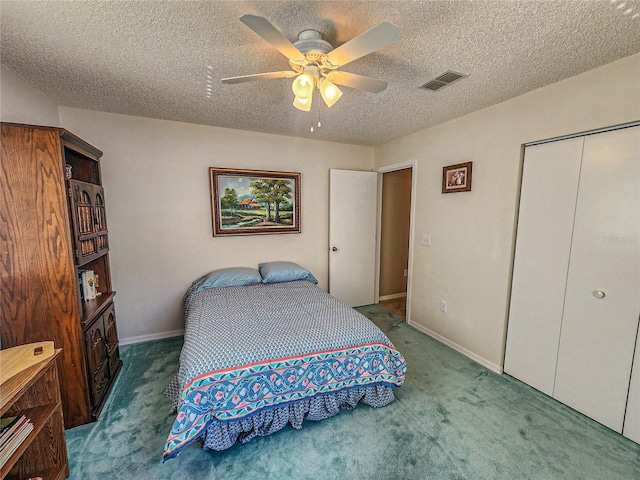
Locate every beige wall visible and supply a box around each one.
[0,65,60,126]
[57,108,373,342]
[374,52,640,371]
[379,168,411,297]
[3,53,639,362]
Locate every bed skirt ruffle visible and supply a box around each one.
[177,384,396,455]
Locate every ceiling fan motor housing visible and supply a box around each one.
[294,30,333,55]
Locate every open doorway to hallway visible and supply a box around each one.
[378,167,412,319]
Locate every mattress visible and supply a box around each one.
[164,279,406,459]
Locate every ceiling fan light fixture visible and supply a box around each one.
[227,15,400,117]
[292,72,315,99]
[293,95,312,111]
[319,78,343,108]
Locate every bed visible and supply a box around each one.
[163,263,407,460]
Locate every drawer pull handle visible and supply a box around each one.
[93,361,105,377]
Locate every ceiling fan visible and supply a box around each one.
[222,14,400,112]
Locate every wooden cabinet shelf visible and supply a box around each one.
[81,291,117,328]
[0,350,68,480]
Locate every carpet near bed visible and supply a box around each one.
[65,305,640,480]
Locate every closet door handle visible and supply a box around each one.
[593,290,606,299]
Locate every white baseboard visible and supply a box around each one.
[379,293,407,301]
[118,319,503,375]
[407,320,503,374]
[119,329,184,346]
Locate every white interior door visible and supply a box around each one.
[553,126,640,432]
[329,169,378,307]
[504,137,584,395]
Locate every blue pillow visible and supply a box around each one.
[259,261,318,284]
[192,267,262,292]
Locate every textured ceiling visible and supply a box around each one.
[1,1,639,146]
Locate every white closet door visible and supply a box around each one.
[553,126,640,432]
[504,138,584,395]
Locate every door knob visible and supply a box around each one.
[331,247,338,252]
[593,290,606,299]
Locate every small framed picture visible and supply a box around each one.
[442,161,473,194]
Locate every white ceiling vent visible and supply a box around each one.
[419,70,468,91]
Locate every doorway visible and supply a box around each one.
[377,163,415,321]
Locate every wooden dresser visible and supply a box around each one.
[0,349,68,480]
[0,123,122,428]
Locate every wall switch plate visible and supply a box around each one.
[404,269,408,277]
[440,300,447,313]
[422,235,431,246]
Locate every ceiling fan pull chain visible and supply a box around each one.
[311,87,319,132]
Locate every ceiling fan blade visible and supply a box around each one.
[239,14,306,62]
[325,21,399,67]
[329,71,388,93]
[222,71,298,84]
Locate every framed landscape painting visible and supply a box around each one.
[210,167,301,236]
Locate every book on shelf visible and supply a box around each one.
[0,416,20,440]
[0,416,19,430]
[0,414,34,467]
[0,415,24,448]
[81,269,96,301]
[0,415,30,448]
[0,423,34,466]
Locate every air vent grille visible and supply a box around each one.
[419,70,468,91]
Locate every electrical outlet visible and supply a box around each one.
[422,235,431,246]
[440,300,447,313]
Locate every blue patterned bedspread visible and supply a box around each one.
[164,280,406,459]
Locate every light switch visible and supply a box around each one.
[422,235,431,246]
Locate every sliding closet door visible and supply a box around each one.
[504,138,583,395]
[553,126,640,432]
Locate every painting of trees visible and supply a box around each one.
[220,187,238,214]
[210,168,300,237]
[269,180,293,223]
[249,179,273,221]
[250,179,293,223]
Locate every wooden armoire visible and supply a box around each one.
[0,123,122,428]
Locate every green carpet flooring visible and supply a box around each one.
[65,305,640,479]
